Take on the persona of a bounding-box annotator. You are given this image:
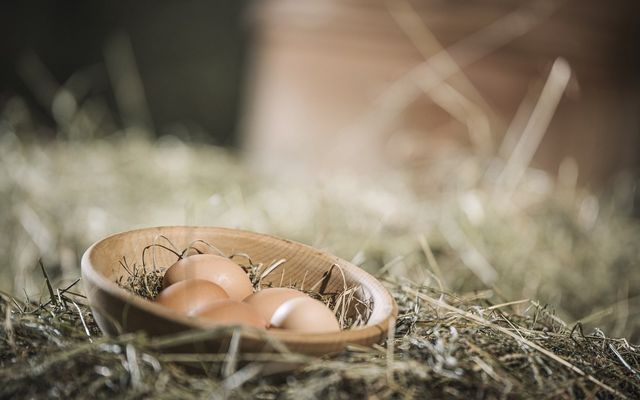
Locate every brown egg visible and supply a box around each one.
[193,299,267,328]
[163,254,253,300]
[243,287,307,322]
[270,297,340,333]
[155,279,229,314]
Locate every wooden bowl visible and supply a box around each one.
[81,226,397,356]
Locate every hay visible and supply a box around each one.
[1,67,640,397]
[2,109,639,340]
[2,272,640,399]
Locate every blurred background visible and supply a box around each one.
[1,0,640,339]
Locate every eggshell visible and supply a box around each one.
[270,297,340,333]
[155,279,229,314]
[243,287,307,322]
[193,299,267,328]
[163,254,253,300]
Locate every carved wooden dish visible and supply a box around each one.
[81,226,397,356]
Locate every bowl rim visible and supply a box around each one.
[81,225,398,344]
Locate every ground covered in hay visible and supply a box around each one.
[2,274,640,399]
[1,101,640,398]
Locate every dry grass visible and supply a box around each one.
[2,269,640,399]
[2,117,638,340]
[2,96,640,397]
